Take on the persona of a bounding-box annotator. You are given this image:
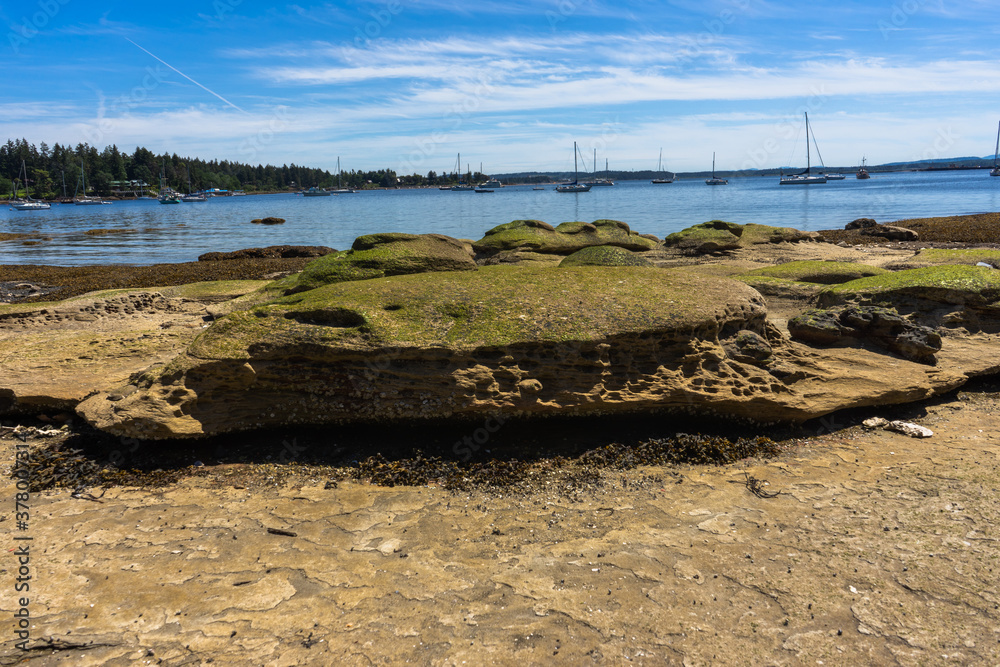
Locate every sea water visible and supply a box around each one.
[2,170,999,266]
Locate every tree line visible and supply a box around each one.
[0,139,417,198]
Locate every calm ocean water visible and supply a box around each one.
[2,170,999,266]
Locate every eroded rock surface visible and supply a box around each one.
[77,266,972,439]
[0,284,265,414]
[788,305,942,362]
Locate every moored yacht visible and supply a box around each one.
[780,112,827,185]
[705,153,728,185]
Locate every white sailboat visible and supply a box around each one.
[556,142,592,192]
[991,121,1000,177]
[705,153,728,185]
[74,160,113,204]
[651,148,673,184]
[585,150,614,186]
[330,157,356,193]
[450,154,474,191]
[181,168,207,202]
[9,161,50,210]
[780,112,827,185]
[157,160,181,204]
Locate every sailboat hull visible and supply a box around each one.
[779,175,827,185]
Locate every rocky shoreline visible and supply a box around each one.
[2,213,1000,664]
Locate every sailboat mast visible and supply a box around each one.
[994,121,999,167]
[573,142,579,183]
[805,112,811,174]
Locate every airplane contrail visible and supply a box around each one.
[125,38,247,114]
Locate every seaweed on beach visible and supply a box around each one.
[346,433,781,492]
[11,441,183,492]
[821,212,1000,246]
[580,433,782,468]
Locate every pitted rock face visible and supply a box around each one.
[788,306,941,362]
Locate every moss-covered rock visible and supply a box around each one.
[665,221,822,255]
[817,265,1000,308]
[741,261,888,285]
[559,245,653,267]
[289,233,476,293]
[664,221,742,254]
[473,219,656,257]
[910,248,1000,268]
[197,266,757,354]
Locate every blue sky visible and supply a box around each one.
[3,0,999,175]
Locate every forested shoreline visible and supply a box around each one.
[0,139,416,198]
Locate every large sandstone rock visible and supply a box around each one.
[289,233,476,292]
[665,221,823,255]
[788,305,942,363]
[817,265,1000,330]
[78,267,971,440]
[473,219,657,258]
[0,283,266,414]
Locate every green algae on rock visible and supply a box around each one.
[203,266,756,352]
[817,265,1000,309]
[559,245,653,268]
[909,248,1000,267]
[741,261,888,285]
[665,221,823,255]
[473,219,657,257]
[289,233,477,293]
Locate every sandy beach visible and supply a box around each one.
[2,213,999,665]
